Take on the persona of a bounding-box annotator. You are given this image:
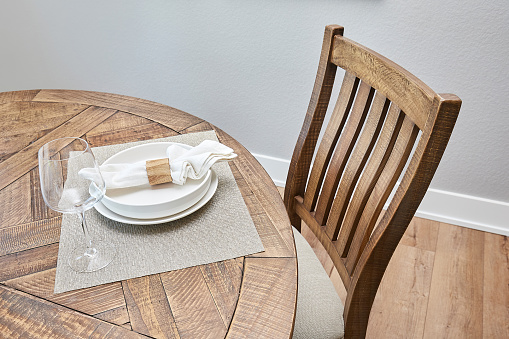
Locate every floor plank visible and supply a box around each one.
[367,244,435,338]
[483,233,509,338]
[422,223,484,339]
[400,216,440,252]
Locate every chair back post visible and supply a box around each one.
[343,94,461,338]
[284,25,343,230]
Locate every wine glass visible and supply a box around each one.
[38,137,116,272]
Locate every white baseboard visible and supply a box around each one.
[252,153,291,187]
[253,153,509,236]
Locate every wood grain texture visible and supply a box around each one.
[33,89,203,132]
[226,257,297,339]
[30,167,60,221]
[332,36,434,129]
[0,105,117,191]
[230,162,299,257]
[146,158,172,185]
[423,224,484,338]
[5,268,126,317]
[0,102,87,162]
[0,285,146,339]
[343,95,459,338]
[160,266,226,339]
[122,275,180,339]
[180,121,214,134]
[0,217,61,256]
[85,111,155,136]
[86,120,179,148]
[303,72,359,211]
[328,104,403,244]
[0,174,32,227]
[324,92,390,241]
[366,244,434,338]
[346,116,418,272]
[314,81,374,226]
[199,259,244,328]
[399,216,440,252]
[0,243,58,282]
[483,233,509,338]
[122,323,134,331]
[94,305,130,326]
[0,89,39,104]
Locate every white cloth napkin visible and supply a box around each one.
[79,140,237,188]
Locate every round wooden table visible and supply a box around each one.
[0,90,297,338]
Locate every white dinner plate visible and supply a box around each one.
[94,170,218,225]
[100,142,211,219]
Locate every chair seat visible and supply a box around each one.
[293,227,345,339]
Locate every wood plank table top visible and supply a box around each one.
[0,89,297,339]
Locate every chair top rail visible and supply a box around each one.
[331,35,435,130]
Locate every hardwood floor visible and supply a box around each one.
[276,187,509,338]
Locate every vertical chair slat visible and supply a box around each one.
[329,104,403,251]
[322,91,390,240]
[313,81,375,226]
[303,72,359,212]
[284,25,344,230]
[345,115,418,273]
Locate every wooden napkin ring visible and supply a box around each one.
[146,158,172,185]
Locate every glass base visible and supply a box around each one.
[68,240,116,273]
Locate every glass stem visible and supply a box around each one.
[78,211,96,257]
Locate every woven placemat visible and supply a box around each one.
[54,131,264,293]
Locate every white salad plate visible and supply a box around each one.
[100,142,211,219]
[94,170,218,225]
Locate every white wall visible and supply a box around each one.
[1,1,508,230]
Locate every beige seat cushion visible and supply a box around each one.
[293,227,345,339]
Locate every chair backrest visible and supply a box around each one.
[284,25,461,338]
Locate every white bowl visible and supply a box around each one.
[100,142,211,219]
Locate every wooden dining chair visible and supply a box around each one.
[284,25,461,338]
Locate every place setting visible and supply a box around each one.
[38,130,265,294]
